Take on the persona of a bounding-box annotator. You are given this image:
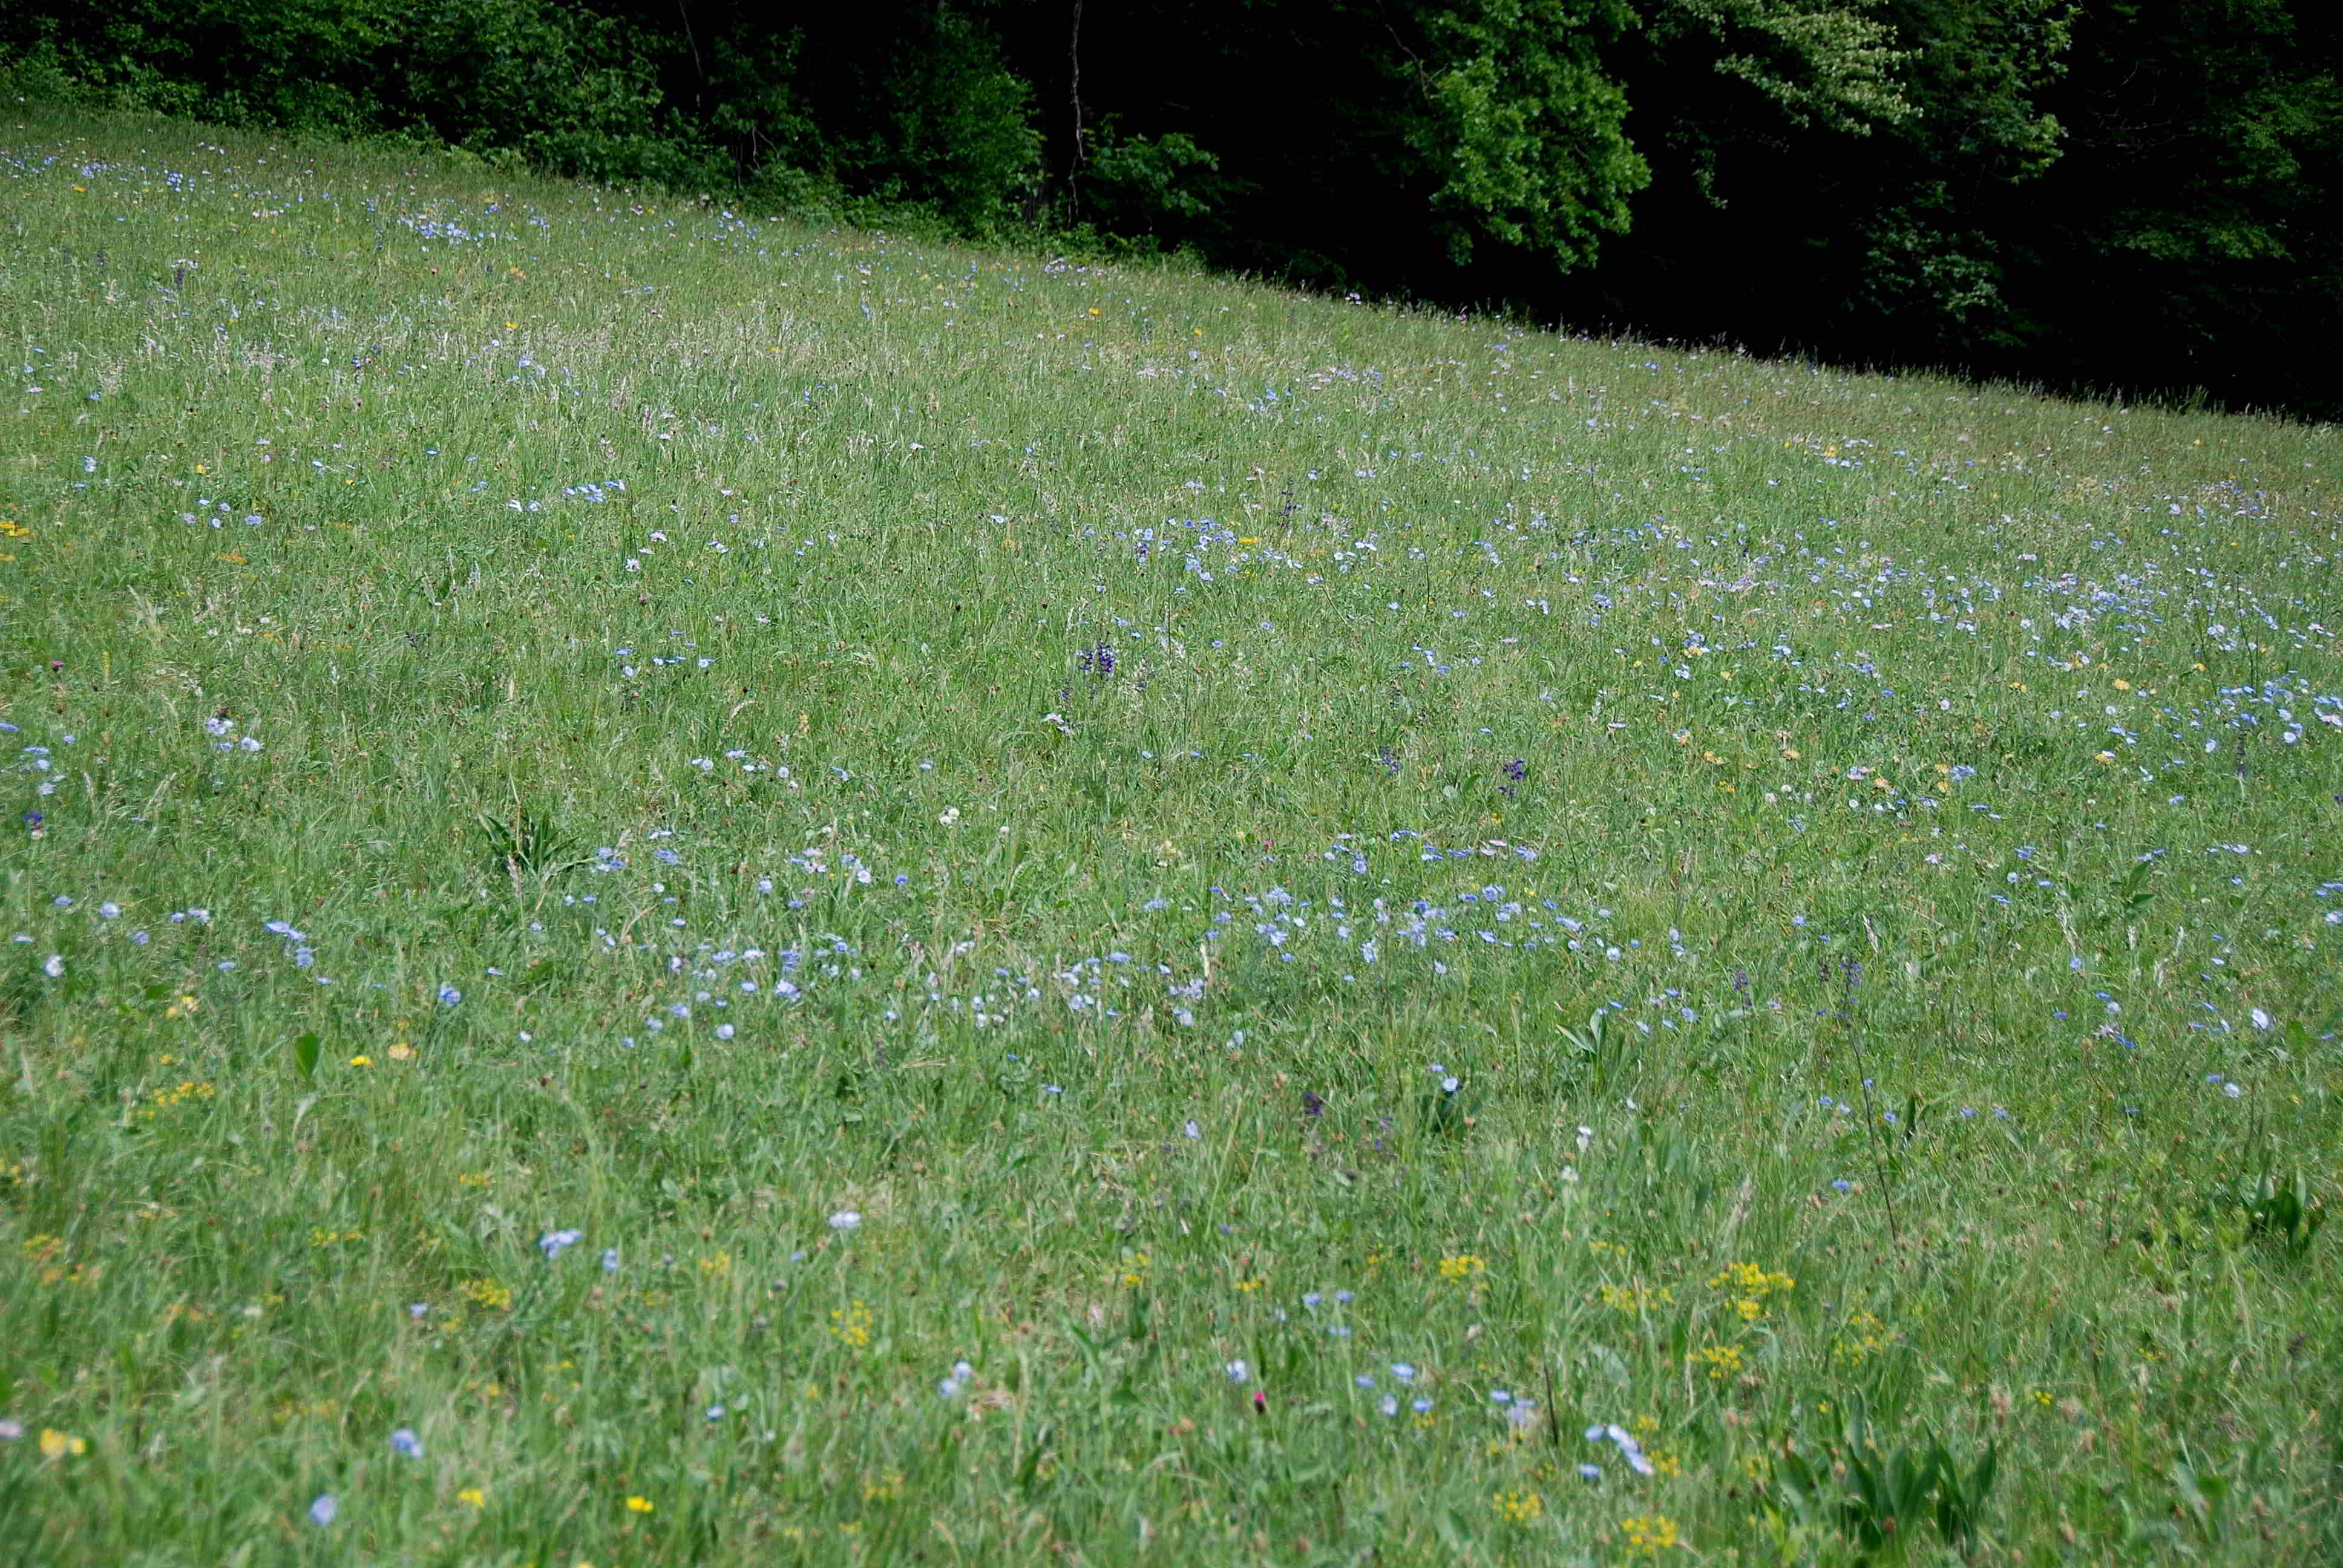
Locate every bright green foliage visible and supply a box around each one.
[396,0,698,186]
[847,7,1043,230]
[1414,1,1650,268]
[2,0,701,183]
[1077,123,1230,229]
[1659,0,1918,134]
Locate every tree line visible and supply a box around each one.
[11,1,2338,418]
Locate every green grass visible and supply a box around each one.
[1,100,2338,1566]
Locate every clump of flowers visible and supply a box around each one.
[830,1299,874,1349]
[1620,1513,1681,1553]
[1492,1489,1544,1524]
[460,1278,513,1312]
[1437,1253,1489,1281]
[133,1080,217,1122]
[1708,1261,1794,1321]
[1691,1343,1745,1380]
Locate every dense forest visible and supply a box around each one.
[9,1,2338,418]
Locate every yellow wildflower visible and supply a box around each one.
[1620,1513,1680,1553]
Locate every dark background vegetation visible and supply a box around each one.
[8,1,2337,419]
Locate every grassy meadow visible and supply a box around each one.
[1,100,2339,1565]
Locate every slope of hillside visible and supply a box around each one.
[1,103,2337,1564]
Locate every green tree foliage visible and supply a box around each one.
[1657,0,1917,141]
[1852,0,2073,345]
[4,0,696,183]
[1411,1,1649,269]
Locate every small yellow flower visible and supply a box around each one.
[1620,1512,1680,1553]
[625,1494,655,1514]
[457,1487,487,1509]
[1691,1344,1744,1380]
[461,1278,513,1311]
[39,1428,88,1459]
[829,1299,874,1348]
[348,1054,372,1067]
